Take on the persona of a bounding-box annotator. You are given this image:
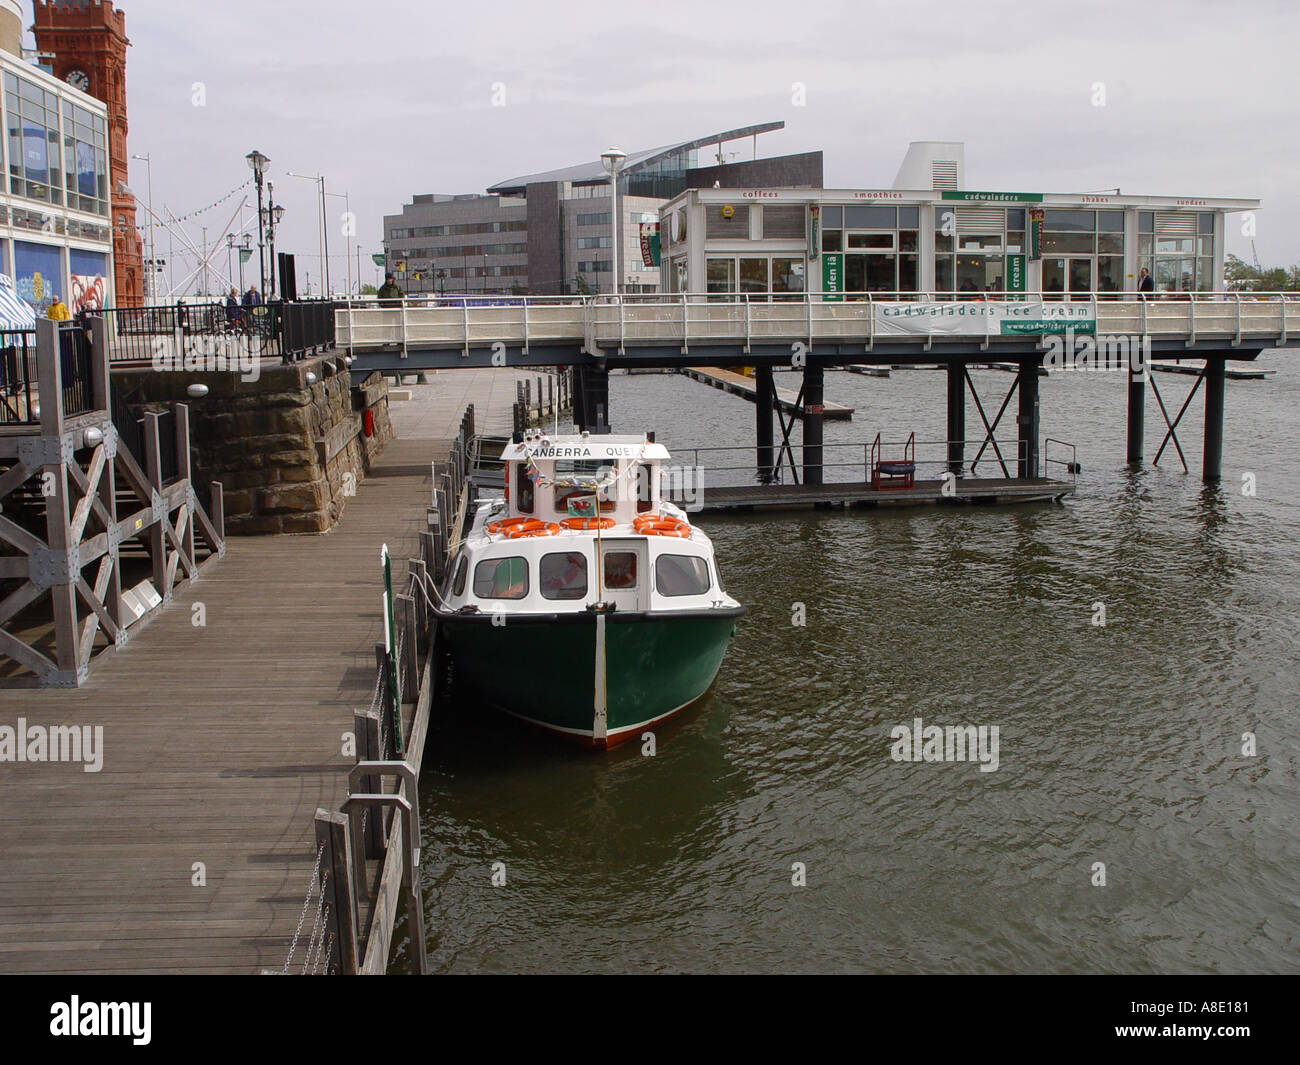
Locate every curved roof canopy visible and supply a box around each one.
[487,122,784,196]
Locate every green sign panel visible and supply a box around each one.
[238,249,252,264]
[1028,208,1044,260]
[822,253,842,301]
[371,253,386,267]
[1001,319,1097,335]
[942,190,1044,203]
[1006,253,1026,294]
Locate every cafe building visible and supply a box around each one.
[658,141,1258,299]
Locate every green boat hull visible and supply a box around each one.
[439,609,742,747]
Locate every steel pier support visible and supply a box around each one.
[802,363,824,486]
[947,362,965,476]
[1202,356,1226,481]
[756,365,775,483]
[572,363,610,434]
[1127,363,1146,465]
[1017,357,1040,479]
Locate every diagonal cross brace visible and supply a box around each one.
[1151,367,1204,473]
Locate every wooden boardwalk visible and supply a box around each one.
[0,369,528,974]
[681,367,854,419]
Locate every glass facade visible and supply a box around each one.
[1138,211,1216,292]
[1039,208,1124,295]
[821,204,918,296]
[3,71,107,215]
[679,190,1233,297]
[623,148,699,199]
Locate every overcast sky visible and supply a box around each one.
[38,0,1297,292]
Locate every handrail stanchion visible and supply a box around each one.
[680,293,689,355]
[744,292,751,355]
[866,292,874,352]
[1233,290,1242,347]
[522,298,530,356]
[461,297,470,359]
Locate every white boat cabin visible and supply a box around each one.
[440,431,739,616]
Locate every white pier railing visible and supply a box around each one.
[335,291,1300,355]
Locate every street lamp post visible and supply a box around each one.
[600,146,626,297]
[287,171,331,295]
[323,188,351,297]
[261,182,285,298]
[245,149,269,296]
[131,152,154,302]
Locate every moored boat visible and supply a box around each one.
[436,429,743,749]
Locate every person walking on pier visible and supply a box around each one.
[47,294,70,321]
[243,285,262,308]
[225,287,242,332]
[377,273,404,307]
[1138,268,1154,295]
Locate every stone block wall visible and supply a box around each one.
[112,354,395,534]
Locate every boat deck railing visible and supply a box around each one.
[666,436,1054,488]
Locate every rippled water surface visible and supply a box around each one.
[398,358,1300,973]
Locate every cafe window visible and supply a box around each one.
[539,552,588,600]
[844,205,895,228]
[772,258,805,296]
[739,258,769,294]
[847,232,894,250]
[706,257,735,294]
[473,557,529,600]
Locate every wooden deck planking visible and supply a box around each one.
[0,368,532,974]
[681,367,855,419]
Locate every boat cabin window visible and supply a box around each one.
[473,556,529,600]
[540,551,588,600]
[452,555,468,596]
[636,464,652,513]
[515,463,534,514]
[553,460,615,513]
[655,554,710,597]
[604,551,638,590]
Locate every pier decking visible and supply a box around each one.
[681,366,854,419]
[0,370,530,974]
[677,476,1074,512]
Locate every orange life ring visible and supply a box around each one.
[505,521,560,539]
[560,517,615,531]
[633,512,685,528]
[487,516,530,534]
[637,518,691,537]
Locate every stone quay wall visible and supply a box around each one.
[112,354,395,534]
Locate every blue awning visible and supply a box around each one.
[0,275,37,330]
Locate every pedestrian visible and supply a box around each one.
[1138,267,1154,295]
[226,287,242,329]
[243,285,262,308]
[376,273,404,308]
[47,294,70,321]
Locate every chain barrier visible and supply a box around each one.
[280,842,325,975]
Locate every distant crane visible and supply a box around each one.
[1250,239,1262,272]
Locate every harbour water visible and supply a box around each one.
[400,359,1299,974]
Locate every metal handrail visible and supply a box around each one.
[333,291,1300,354]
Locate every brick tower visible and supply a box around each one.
[33,0,142,306]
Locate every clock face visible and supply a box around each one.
[66,70,90,91]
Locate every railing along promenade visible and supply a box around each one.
[334,291,1300,359]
